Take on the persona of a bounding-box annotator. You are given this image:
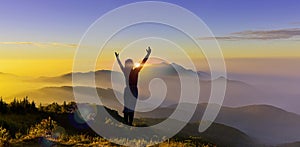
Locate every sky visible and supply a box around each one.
[0,0,300,114]
[0,0,300,77]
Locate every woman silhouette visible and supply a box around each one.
[115,47,151,126]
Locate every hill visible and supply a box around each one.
[13,86,123,110]
[28,62,265,107]
[136,103,300,145]
[178,121,256,147]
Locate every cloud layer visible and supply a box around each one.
[0,42,77,48]
[199,28,300,41]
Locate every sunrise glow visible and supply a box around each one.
[134,63,141,68]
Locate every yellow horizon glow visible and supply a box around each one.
[0,39,300,77]
[0,59,74,77]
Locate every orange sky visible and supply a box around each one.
[0,38,300,77]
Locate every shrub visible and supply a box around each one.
[0,126,10,145]
[15,131,22,139]
[28,117,58,137]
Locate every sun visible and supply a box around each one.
[134,63,141,68]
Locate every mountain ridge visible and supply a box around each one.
[135,102,300,145]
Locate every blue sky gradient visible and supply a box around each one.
[1,0,300,42]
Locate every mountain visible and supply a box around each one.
[0,72,16,76]
[216,104,300,145]
[33,88,296,146]
[9,62,300,145]
[135,103,300,145]
[17,75,262,112]
[68,103,256,146]
[0,72,39,98]
[135,117,256,147]
[32,62,265,107]
[279,142,300,147]
[13,86,123,110]
[140,62,201,77]
[35,70,123,88]
[34,62,209,85]
[9,61,299,114]
[56,103,256,146]
[178,121,256,147]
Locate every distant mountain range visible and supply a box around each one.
[14,85,300,145]
[14,86,123,109]
[3,62,298,114]
[135,103,300,145]
[27,62,271,107]
[5,62,300,145]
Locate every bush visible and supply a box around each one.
[15,132,22,139]
[28,117,58,137]
[0,126,10,145]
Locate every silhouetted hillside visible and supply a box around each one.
[136,103,300,145]
[179,122,256,147]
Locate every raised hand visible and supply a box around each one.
[115,51,124,71]
[146,46,151,54]
[115,52,119,58]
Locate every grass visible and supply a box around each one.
[8,136,213,147]
[0,114,214,147]
[0,99,218,146]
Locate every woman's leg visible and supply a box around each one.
[124,112,129,124]
[128,87,138,126]
[123,87,130,125]
[128,112,134,126]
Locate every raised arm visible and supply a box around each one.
[137,47,151,71]
[115,52,124,72]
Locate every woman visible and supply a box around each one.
[115,47,151,126]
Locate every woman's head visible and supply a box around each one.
[125,59,134,69]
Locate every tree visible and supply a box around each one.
[61,101,67,113]
[43,102,61,113]
[0,98,8,113]
[30,101,37,112]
